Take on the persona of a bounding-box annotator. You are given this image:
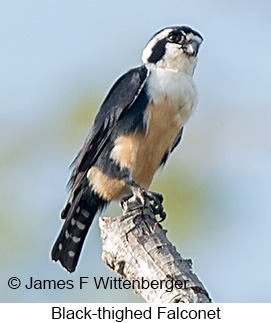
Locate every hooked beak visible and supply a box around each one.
[182,41,200,57]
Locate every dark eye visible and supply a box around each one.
[167,33,183,43]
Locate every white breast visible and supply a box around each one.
[146,68,198,126]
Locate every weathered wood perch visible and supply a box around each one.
[99,198,211,303]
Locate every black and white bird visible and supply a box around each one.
[51,26,203,273]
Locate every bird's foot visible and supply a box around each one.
[143,190,166,222]
[121,185,166,221]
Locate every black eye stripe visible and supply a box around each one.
[148,38,167,64]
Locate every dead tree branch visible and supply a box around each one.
[99,198,211,303]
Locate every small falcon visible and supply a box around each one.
[51,26,203,273]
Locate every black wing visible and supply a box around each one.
[68,65,149,193]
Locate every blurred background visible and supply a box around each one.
[1,0,271,302]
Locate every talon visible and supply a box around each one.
[159,211,167,222]
[149,199,166,218]
[142,189,166,220]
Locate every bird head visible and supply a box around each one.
[142,26,203,74]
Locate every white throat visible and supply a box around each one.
[146,54,197,75]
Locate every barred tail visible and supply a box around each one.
[51,183,106,273]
